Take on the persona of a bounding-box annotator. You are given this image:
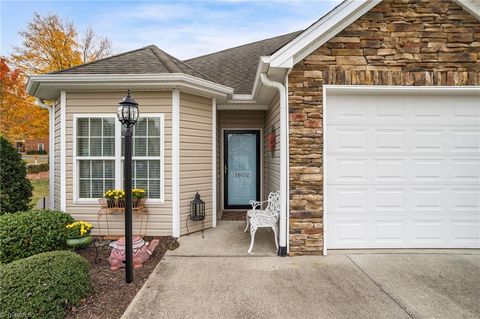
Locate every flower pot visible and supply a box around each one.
[107,199,116,208]
[67,234,92,249]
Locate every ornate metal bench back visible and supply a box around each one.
[266,191,280,217]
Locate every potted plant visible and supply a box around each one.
[132,188,146,207]
[104,189,125,208]
[66,221,93,249]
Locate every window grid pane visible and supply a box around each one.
[77,116,162,200]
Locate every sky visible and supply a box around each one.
[1,0,341,60]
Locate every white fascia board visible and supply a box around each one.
[249,56,273,99]
[456,0,480,20]
[27,73,234,99]
[270,0,381,67]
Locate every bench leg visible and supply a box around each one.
[272,225,279,251]
[244,214,249,233]
[248,226,257,254]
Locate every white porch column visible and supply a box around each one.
[60,91,66,212]
[212,98,217,227]
[172,90,181,238]
[260,73,288,256]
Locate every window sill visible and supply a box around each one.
[73,199,164,206]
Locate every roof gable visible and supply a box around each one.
[270,0,480,68]
[52,45,215,82]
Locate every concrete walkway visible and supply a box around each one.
[122,222,480,319]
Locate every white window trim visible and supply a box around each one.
[73,113,165,205]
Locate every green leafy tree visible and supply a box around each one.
[0,136,33,213]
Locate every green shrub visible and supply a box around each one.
[26,149,47,155]
[0,136,33,213]
[0,250,90,319]
[27,162,49,174]
[0,210,74,263]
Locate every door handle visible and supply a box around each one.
[224,165,228,174]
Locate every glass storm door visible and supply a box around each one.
[224,130,260,209]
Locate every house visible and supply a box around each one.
[16,137,49,154]
[27,0,480,256]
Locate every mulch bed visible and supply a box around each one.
[221,211,247,221]
[66,236,178,319]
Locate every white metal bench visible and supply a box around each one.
[244,191,280,254]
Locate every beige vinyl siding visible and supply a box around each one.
[54,100,61,210]
[180,93,213,234]
[218,110,265,210]
[65,91,173,236]
[264,96,280,197]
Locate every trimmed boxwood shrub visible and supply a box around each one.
[0,210,74,263]
[0,250,90,319]
[0,136,33,213]
[27,162,49,174]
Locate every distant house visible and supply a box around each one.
[16,137,49,154]
[27,0,480,256]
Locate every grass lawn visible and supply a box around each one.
[22,154,49,164]
[30,178,49,207]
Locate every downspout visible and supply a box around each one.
[260,73,288,256]
[35,98,54,209]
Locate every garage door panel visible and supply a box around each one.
[451,188,480,210]
[325,90,480,249]
[375,129,407,152]
[451,129,480,152]
[413,130,444,152]
[451,159,480,182]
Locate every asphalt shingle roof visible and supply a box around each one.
[51,31,303,94]
[184,31,302,94]
[52,45,214,82]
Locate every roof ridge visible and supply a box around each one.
[50,45,157,74]
[184,30,303,62]
[148,46,182,73]
[160,49,218,83]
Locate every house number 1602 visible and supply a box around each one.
[234,171,250,178]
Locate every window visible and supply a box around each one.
[38,143,45,151]
[76,117,116,198]
[74,114,164,202]
[122,117,162,199]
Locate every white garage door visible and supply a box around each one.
[325,88,480,249]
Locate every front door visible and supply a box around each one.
[224,130,260,209]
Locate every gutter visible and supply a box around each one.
[35,98,54,209]
[260,73,289,257]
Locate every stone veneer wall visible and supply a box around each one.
[288,0,480,255]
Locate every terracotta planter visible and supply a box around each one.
[66,234,92,249]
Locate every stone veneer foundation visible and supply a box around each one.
[288,0,480,255]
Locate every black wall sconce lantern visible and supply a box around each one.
[190,192,205,221]
[185,192,206,238]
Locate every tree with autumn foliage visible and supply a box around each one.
[1,13,114,144]
[0,58,48,142]
[11,12,113,74]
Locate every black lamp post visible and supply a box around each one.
[117,90,139,284]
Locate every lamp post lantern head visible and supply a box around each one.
[117,90,139,129]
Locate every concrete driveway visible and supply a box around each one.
[122,223,480,319]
